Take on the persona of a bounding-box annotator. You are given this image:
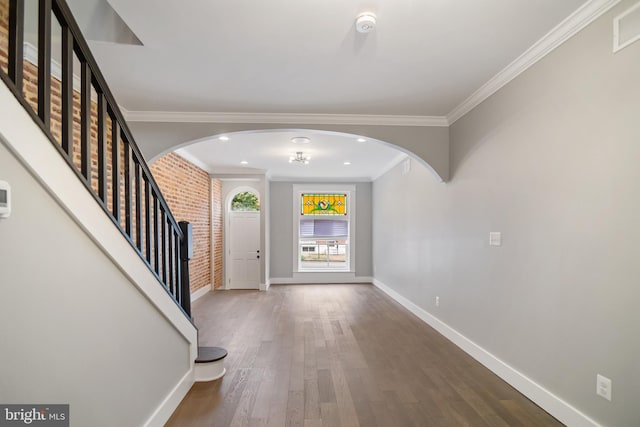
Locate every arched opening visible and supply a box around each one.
[149,127,444,290]
[151,126,448,182]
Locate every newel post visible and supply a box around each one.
[179,221,193,317]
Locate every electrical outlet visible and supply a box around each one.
[596,374,612,401]
[435,296,440,307]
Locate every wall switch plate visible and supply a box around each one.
[489,232,502,246]
[435,296,440,307]
[0,180,11,219]
[596,374,612,401]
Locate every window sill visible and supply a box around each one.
[293,271,356,279]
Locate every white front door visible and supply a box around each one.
[228,211,260,289]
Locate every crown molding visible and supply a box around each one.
[126,0,619,129]
[268,175,373,183]
[216,177,262,182]
[172,149,211,172]
[120,109,449,127]
[447,0,621,124]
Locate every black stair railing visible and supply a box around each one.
[0,0,192,317]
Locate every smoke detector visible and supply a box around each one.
[356,13,377,33]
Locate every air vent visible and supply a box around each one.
[614,2,640,52]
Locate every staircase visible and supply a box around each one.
[0,0,225,424]
[1,0,192,316]
[195,346,229,381]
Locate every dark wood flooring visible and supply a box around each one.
[166,284,562,427]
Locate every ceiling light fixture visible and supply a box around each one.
[355,13,377,33]
[344,161,352,165]
[240,160,248,165]
[357,138,366,142]
[291,137,310,144]
[219,136,230,141]
[289,152,311,165]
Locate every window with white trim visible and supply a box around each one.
[295,190,353,272]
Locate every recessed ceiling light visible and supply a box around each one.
[240,160,248,165]
[291,137,311,144]
[357,138,366,143]
[219,136,230,141]
[344,161,352,165]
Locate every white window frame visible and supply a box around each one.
[292,184,356,274]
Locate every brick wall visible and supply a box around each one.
[211,178,223,289]
[0,4,176,287]
[1,2,224,293]
[150,154,211,293]
[0,1,116,216]
[11,61,135,247]
[1,2,111,185]
[0,0,8,74]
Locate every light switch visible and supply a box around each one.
[489,232,501,247]
[0,180,11,219]
[596,374,612,401]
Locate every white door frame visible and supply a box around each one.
[224,187,261,290]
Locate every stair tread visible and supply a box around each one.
[196,346,228,363]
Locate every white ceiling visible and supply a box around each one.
[175,130,406,181]
[67,0,589,178]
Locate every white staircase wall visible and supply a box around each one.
[0,81,196,426]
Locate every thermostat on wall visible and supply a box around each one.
[0,180,11,219]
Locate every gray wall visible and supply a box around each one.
[270,181,372,279]
[0,142,190,426]
[134,122,450,181]
[373,2,639,426]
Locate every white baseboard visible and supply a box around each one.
[190,284,211,302]
[270,275,374,285]
[372,279,601,427]
[259,281,270,291]
[143,368,194,427]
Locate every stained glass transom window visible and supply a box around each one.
[301,193,347,216]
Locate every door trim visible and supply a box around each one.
[224,187,261,290]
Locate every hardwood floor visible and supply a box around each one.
[166,284,562,427]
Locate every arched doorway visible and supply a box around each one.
[226,189,261,289]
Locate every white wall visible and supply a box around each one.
[270,181,372,280]
[0,141,191,427]
[0,65,197,426]
[373,2,639,426]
